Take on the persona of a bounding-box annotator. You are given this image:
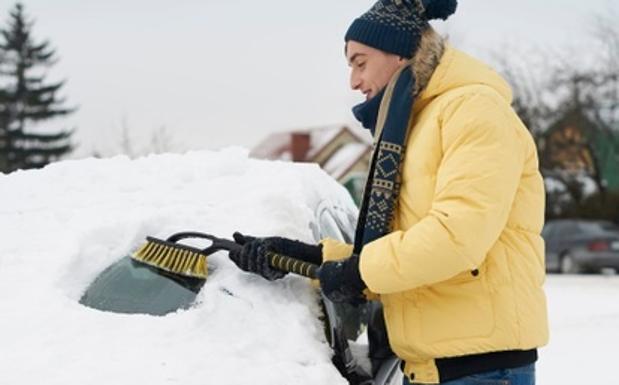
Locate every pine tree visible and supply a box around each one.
[0,3,74,173]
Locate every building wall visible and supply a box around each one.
[312,131,357,166]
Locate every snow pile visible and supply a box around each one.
[0,148,356,385]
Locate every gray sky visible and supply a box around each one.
[3,0,615,157]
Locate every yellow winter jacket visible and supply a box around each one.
[322,46,549,384]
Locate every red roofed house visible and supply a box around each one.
[250,125,372,205]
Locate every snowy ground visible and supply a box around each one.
[538,274,619,385]
[1,150,617,384]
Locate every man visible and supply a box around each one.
[229,1,549,384]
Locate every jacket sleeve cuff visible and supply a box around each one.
[320,238,380,300]
[319,238,354,262]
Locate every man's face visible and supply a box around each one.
[346,41,407,100]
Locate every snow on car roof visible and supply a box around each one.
[0,148,354,385]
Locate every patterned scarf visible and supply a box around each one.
[352,63,417,254]
[353,87,386,136]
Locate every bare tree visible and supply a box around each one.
[149,125,175,154]
[115,116,177,158]
[590,6,619,128]
[119,115,134,157]
[489,5,619,219]
[491,44,555,139]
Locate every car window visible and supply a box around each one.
[318,209,346,240]
[556,221,580,237]
[79,257,205,316]
[314,200,357,243]
[578,221,619,234]
[333,208,357,243]
[600,222,619,232]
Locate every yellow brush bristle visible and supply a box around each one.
[178,250,189,272]
[143,246,156,262]
[171,249,183,272]
[168,249,179,270]
[131,239,208,279]
[144,242,161,262]
[153,244,167,265]
[158,246,171,267]
[195,254,205,276]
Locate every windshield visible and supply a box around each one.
[79,257,205,316]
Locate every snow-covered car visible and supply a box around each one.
[0,149,401,385]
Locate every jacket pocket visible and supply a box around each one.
[413,272,496,345]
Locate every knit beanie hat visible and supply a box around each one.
[345,0,457,59]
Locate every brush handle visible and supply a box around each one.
[166,232,241,254]
[165,231,321,279]
[267,252,320,279]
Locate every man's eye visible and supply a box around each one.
[358,62,366,69]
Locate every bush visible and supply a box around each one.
[552,190,619,223]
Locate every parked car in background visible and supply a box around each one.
[543,219,619,274]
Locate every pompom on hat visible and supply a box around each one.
[345,0,457,58]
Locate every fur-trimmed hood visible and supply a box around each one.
[413,40,513,113]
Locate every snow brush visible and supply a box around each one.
[131,231,320,280]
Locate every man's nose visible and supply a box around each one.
[350,72,361,91]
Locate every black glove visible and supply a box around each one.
[228,232,323,281]
[318,254,366,306]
